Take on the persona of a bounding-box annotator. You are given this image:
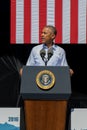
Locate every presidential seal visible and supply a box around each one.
[36,70,55,90]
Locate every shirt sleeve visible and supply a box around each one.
[61,50,68,66]
[26,48,35,66]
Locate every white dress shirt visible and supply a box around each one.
[26,44,68,66]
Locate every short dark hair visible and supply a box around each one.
[45,25,57,36]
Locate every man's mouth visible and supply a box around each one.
[41,38,45,40]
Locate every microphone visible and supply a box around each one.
[47,48,53,61]
[40,49,46,61]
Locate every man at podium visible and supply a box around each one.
[26,25,74,76]
[20,25,73,130]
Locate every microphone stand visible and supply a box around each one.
[45,60,47,66]
[44,57,48,66]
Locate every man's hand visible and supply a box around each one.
[19,68,23,76]
[69,69,74,76]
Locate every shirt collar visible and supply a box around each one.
[42,43,56,50]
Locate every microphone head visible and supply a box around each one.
[48,48,53,60]
[40,49,46,60]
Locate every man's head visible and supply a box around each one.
[41,25,57,45]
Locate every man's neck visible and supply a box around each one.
[45,42,54,48]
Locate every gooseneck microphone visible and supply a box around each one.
[47,48,53,61]
[40,49,46,61]
[40,48,53,66]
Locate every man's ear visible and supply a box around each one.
[52,34,56,40]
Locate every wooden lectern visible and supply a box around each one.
[20,66,71,130]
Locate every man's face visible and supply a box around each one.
[41,27,55,44]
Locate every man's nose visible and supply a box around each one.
[41,33,44,37]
